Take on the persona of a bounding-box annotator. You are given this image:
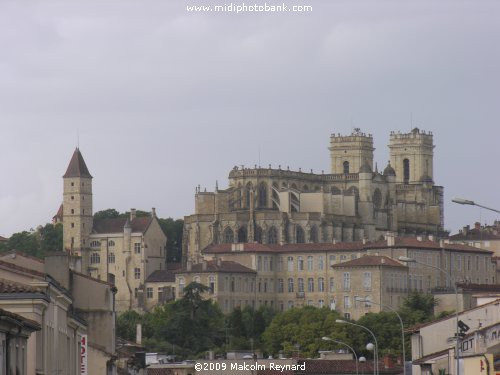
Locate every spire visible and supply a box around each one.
[63,148,92,178]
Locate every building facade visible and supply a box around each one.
[60,148,167,312]
[183,128,444,263]
[171,236,496,317]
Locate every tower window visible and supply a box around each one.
[71,196,74,200]
[71,209,74,214]
[71,223,74,228]
[343,161,349,174]
[71,182,74,186]
[403,158,410,184]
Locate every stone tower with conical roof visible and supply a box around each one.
[62,148,93,262]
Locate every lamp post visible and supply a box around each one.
[322,337,358,375]
[336,319,378,375]
[355,297,406,375]
[452,197,500,214]
[398,256,461,375]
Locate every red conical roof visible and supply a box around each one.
[63,148,92,178]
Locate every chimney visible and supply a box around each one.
[216,257,222,267]
[186,260,192,271]
[385,232,395,247]
[136,323,142,345]
[383,354,394,369]
[416,235,423,241]
[381,257,385,264]
[202,260,207,271]
[475,222,481,230]
[130,208,137,221]
[428,234,435,241]
[44,253,71,291]
[151,207,156,217]
[439,239,445,248]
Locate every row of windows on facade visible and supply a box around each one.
[219,295,374,313]
[257,254,358,272]
[89,241,142,252]
[408,251,494,272]
[229,181,385,210]
[220,225,320,244]
[176,272,373,294]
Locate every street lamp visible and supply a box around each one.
[336,319,378,375]
[355,297,406,375]
[452,197,500,214]
[359,356,367,375]
[398,256,461,375]
[322,337,358,375]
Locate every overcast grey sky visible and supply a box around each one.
[1,0,499,237]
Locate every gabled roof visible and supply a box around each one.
[63,148,92,178]
[92,216,153,234]
[0,235,8,242]
[331,255,407,268]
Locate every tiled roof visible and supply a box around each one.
[0,235,8,242]
[63,148,92,178]
[331,255,406,268]
[407,298,500,333]
[178,260,256,274]
[0,259,46,278]
[92,216,153,234]
[258,359,402,375]
[0,250,45,264]
[449,231,500,241]
[412,348,450,365]
[166,262,182,271]
[146,270,176,283]
[455,283,500,292]
[0,278,43,294]
[203,237,492,254]
[53,204,63,221]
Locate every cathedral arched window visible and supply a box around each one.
[238,227,247,243]
[223,227,234,243]
[343,161,350,174]
[403,159,410,184]
[90,241,101,248]
[90,252,100,264]
[258,183,267,208]
[310,226,318,243]
[245,182,252,208]
[347,186,359,214]
[296,226,305,244]
[373,188,382,209]
[108,240,115,247]
[108,253,115,264]
[331,186,341,195]
[268,227,278,244]
[255,226,263,243]
[291,183,298,190]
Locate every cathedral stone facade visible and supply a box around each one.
[183,128,444,263]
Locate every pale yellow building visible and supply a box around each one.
[184,128,444,263]
[177,235,497,316]
[60,148,167,312]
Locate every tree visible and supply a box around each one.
[262,306,342,357]
[399,291,438,326]
[39,223,63,255]
[93,209,121,220]
[116,310,144,342]
[158,218,184,262]
[2,231,39,257]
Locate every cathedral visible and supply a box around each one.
[183,128,444,262]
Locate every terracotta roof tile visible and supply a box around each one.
[92,216,153,234]
[0,308,41,330]
[177,260,256,274]
[331,255,407,268]
[0,235,8,242]
[0,278,43,294]
[0,259,46,278]
[63,148,92,178]
[203,237,491,254]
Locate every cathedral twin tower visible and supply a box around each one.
[183,128,443,262]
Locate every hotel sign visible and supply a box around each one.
[81,335,88,375]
